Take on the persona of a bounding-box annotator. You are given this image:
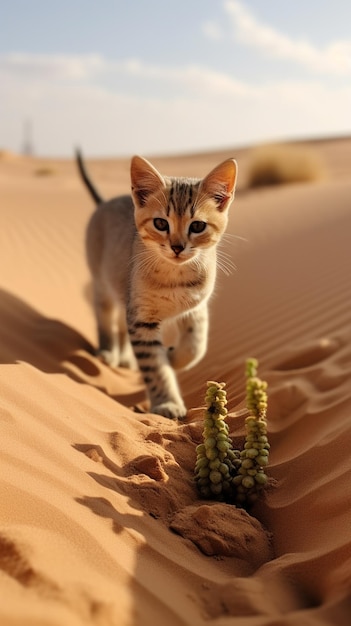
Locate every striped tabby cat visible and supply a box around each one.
[77,151,237,419]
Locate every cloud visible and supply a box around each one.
[224,0,351,76]
[0,52,106,80]
[0,52,255,98]
[201,20,223,41]
[1,51,350,156]
[133,62,256,97]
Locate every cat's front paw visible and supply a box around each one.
[97,348,136,369]
[151,401,187,420]
[97,349,119,368]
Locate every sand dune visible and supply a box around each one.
[0,138,350,625]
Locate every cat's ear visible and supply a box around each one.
[131,156,165,207]
[200,159,238,211]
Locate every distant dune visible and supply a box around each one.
[0,149,21,161]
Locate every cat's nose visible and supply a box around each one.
[171,244,185,256]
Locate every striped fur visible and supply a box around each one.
[81,153,238,419]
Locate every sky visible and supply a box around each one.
[1,0,351,157]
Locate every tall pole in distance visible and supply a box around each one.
[22,118,34,156]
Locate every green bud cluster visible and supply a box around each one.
[194,361,270,507]
[234,358,270,506]
[194,381,241,499]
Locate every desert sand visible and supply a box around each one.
[0,137,350,625]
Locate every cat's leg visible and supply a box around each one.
[93,284,121,367]
[128,308,186,419]
[117,311,137,369]
[168,304,209,371]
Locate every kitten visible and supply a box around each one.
[77,150,238,419]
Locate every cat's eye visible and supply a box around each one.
[153,218,169,232]
[189,221,206,234]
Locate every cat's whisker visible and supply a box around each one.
[132,248,157,266]
[133,251,160,275]
[222,232,248,241]
[216,248,237,275]
[221,232,248,244]
[218,243,236,259]
[191,255,206,275]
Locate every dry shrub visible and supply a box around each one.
[247,143,326,188]
[34,166,56,176]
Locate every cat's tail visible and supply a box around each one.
[75,148,104,205]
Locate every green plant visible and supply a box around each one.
[194,381,241,499]
[233,358,270,506]
[194,359,270,508]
